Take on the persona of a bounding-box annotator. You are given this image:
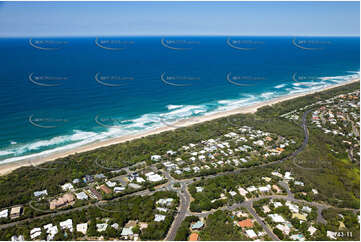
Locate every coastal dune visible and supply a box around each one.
[0,78,359,176]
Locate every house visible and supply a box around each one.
[238,187,248,197]
[145,172,163,182]
[129,183,142,189]
[60,219,73,232]
[238,219,253,228]
[50,193,75,210]
[268,214,285,223]
[30,228,41,240]
[114,186,125,193]
[276,224,291,235]
[167,150,176,156]
[286,201,299,213]
[111,223,119,230]
[262,205,271,213]
[273,201,283,208]
[245,229,257,239]
[61,183,74,191]
[121,227,134,237]
[272,185,282,193]
[229,191,237,197]
[44,223,58,240]
[106,181,117,187]
[157,198,174,206]
[139,222,148,230]
[151,155,161,161]
[157,207,168,213]
[191,221,204,230]
[75,191,88,200]
[10,206,22,219]
[77,223,88,235]
[10,235,24,241]
[100,184,112,194]
[97,223,108,232]
[246,186,257,193]
[259,185,271,193]
[302,206,312,213]
[308,226,317,236]
[154,214,166,222]
[312,189,318,194]
[34,189,48,197]
[189,233,199,241]
[95,173,106,179]
[196,187,203,193]
[0,209,8,219]
[284,172,293,180]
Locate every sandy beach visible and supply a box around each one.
[0,78,359,176]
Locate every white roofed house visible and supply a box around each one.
[61,183,74,191]
[43,223,58,241]
[34,189,48,198]
[97,223,108,232]
[157,198,174,207]
[245,229,257,239]
[268,214,286,223]
[247,186,257,193]
[105,181,116,187]
[238,187,248,197]
[196,187,204,192]
[30,228,41,240]
[10,235,24,241]
[154,214,166,222]
[76,223,88,235]
[151,155,161,162]
[166,150,176,156]
[258,185,271,193]
[75,191,88,200]
[0,209,8,219]
[60,219,73,232]
[114,186,125,193]
[145,172,164,182]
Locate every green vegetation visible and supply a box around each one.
[0,191,177,241]
[199,210,249,241]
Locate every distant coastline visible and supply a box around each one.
[0,78,359,176]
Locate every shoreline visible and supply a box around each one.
[0,78,359,176]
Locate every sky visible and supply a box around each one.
[0,1,359,37]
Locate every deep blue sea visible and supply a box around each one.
[0,36,359,163]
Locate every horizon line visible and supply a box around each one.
[0,34,360,38]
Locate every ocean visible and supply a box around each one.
[0,36,359,163]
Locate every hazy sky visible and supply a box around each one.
[0,1,359,37]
